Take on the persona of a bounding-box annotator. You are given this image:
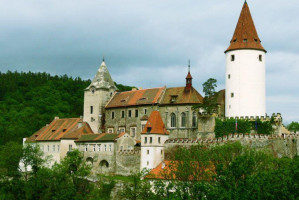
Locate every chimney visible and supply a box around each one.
[54,116,59,120]
[131,88,137,91]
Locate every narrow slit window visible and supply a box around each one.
[228,74,231,79]
[259,55,262,62]
[111,112,115,119]
[90,106,93,114]
[231,55,235,61]
[231,93,234,98]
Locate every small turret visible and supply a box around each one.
[185,60,192,91]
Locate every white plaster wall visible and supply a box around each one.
[60,139,77,160]
[140,134,168,171]
[37,141,61,167]
[225,50,266,117]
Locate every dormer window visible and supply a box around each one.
[139,97,146,101]
[243,39,248,43]
[63,129,67,132]
[120,99,126,103]
[147,127,152,133]
[233,39,237,43]
[52,130,56,133]
[170,95,178,103]
[254,39,258,43]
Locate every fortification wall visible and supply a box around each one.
[115,149,141,176]
[165,133,299,159]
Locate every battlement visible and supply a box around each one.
[222,113,282,122]
[165,132,299,145]
[117,149,141,155]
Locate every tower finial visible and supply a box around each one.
[102,56,105,62]
[188,59,190,73]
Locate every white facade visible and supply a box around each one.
[225,49,266,117]
[140,134,169,171]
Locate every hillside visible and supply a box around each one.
[0,71,134,145]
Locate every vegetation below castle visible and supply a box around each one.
[1,142,299,200]
[0,71,135,146]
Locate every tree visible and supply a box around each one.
[288,121,299,133]
[193,78,218,115]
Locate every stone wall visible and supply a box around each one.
[164,133,299,159]
[115,149,141,176]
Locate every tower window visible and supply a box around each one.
[128,110,132,117]
[228,74,231,79]
[90,106,93,114]
[147,150,149,155]
[158,137,161,144]
[231,55,235,61]
[231,93,234,98]
[243,39,248,42]
[121,110,125,118]
[111,112,115,119]
[91,88,95,94]
[259,55,262,62]
[135,109,138,117]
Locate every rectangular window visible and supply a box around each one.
[120,146,123,151]
[147,150,149,155]
[119,128,125,133]
[150,137,152,144]
[57,145,59,152]
[47,145,50,152]
[259,55,262,62]
[147,161,149,166]
[104,145,107,151]
[98,144,101,151]
[112,112,115,119]
[128,110,132,117]
[135,109,138,117]
[122,110,125,118]
[108,128,114,133]
[144,109,147,115]
[53,145,55,152]
[109,145,112,152]
[130,127,136,137]
[158,137,161,144]
[90,106,93,114]
[231,93,234,98]
[161,150,163,155]
[228,74,231,79]
[231,55,235,61]
[93,145,96,151]
[147,127,152,133]
[85,145,88,152]
[69,144,72,151]
[144,137,147,144]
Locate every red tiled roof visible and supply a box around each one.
[225,2,266,53]
[105,87,165,108]
[61,123,94,139]
[28,118,94,142]
[146,160,215,181]
[160,87,203,105]
[76,133,125,142]
[141,111,169,135]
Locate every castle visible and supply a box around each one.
[25,2,293,176]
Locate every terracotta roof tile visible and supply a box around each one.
[160,86,203,105]
[225,2,266,53]
[27,118,94,142]
[76,133,125,142]
[105,87,165,108]
[61,123,94,139]
[141,111,169,135]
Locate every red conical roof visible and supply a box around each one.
[141,111,169,135]
[225,1,266,53]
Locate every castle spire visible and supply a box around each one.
[225,1,266,53]
[185,60,192,90]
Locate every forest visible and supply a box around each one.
[0,71,134,146]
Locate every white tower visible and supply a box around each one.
[140,111,169,171]
[225,1,266,118]
[83,58,117,133]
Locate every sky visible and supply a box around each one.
[0,0,298,124]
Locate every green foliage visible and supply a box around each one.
[288,121,299,133]
[193,78,218,115]
[0,71,134,145]
[114,82,136,92]
[215,118,274,138]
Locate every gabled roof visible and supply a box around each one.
[225,2,266,53]
[160,86,203,105]
[27,118,94,142]
[76,132,126,142]
[141,111,169,135]
[105,87,165,108]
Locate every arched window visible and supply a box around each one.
[170,113,176,128]
[99,160,109,168]
[86,157,93,166]
[181,112,186,127]
[192,112,197,127]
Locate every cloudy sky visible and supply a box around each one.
[0,0,298,123]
